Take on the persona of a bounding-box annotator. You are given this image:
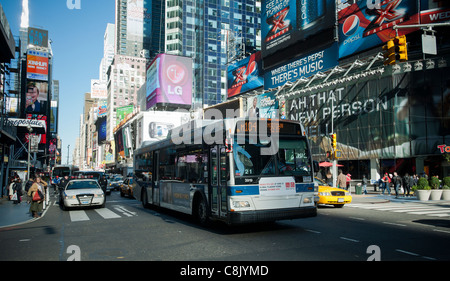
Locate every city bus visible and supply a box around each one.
[51,165,79,179]
[133,118,318,225]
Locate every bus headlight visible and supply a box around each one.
[233,201,250,208]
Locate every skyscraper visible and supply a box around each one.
[115,0,165,59]
[165,0,261,108]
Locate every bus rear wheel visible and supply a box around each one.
[195,196,209,225]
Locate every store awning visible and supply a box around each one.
[319,161,343,167]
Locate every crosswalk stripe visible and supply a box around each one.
[69,210,90,222]
[348,202,450,217]
[95,208,122,219]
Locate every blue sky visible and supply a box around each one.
[1,0,115,164]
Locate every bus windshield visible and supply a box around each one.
[233,137,312,179]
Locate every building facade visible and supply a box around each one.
[164,0,262,108]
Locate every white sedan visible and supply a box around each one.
[62,179,105,210]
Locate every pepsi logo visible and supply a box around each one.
[342,15,360,37]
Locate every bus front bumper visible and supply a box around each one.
[227,206,317,225]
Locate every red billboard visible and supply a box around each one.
[27,50,49,81]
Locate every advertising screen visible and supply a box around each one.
[25,81,48,114]
[227,51,264,99]
[338,0,421,59]
[262,0,336,58]
[27,50,49,81]
[146,54,193,109]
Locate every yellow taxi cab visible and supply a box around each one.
[119,177,134,198]
[315,177,352,208]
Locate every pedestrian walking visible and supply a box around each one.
[346,173,352,193]
[12,178,23,204]
[393,172,402,198]
[336,169,347,189]
[8,179,15,201]
[27,177,48,218]
[362,175,368,195]
[382,173,391,195]
[403,173,412,197]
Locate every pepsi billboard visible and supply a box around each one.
[338,0,420,59]
[264,43,338,90]
[227,51,264,99]
[262,0,336,59]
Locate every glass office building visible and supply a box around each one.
[165,0,261,108]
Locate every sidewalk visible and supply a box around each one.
[0,196,37,229]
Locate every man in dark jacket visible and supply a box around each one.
[393,172,402,198]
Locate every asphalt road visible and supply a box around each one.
[1,191,449,264]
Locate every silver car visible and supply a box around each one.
[61,179,105,210]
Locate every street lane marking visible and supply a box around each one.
[69,210,90,222]
[340,237,360,243]
[95,208,121,219]
[305,229,321,234]
[382,221,407,227]
[113,205,137,217]
[396,249,419,256]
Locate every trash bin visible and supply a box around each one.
[355,184,362,195]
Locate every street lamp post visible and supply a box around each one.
[26,124,33,181]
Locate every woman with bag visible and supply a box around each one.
[27,177,48,218]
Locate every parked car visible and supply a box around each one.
[119,177,134,198]
[61,179,105,210]
[315,177,352,208]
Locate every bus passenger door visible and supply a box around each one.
[210,146,228,218]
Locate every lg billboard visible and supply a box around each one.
[146,54,193,110]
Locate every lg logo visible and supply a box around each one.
[67,0,81,10]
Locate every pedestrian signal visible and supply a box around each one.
[394,35,408,62]
[383,39,396,65]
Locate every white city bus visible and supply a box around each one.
[133,118,317,225]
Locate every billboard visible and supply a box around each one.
[25,81,48,114]
[116,105,134,126]
[28,28,48,48]
[227,51,264,99]
[50,100,57,133]
[337,0,444,58]
[262,0,336,58]
[246,92,279,119]
[27,50,49,81]
[136,111,190,148]
[264,43,338,89]
[91,79,107,99]
[146,54,193,109]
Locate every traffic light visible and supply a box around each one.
[331,133,337,150]
[394,35,408,62]
[383,39,396,65]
